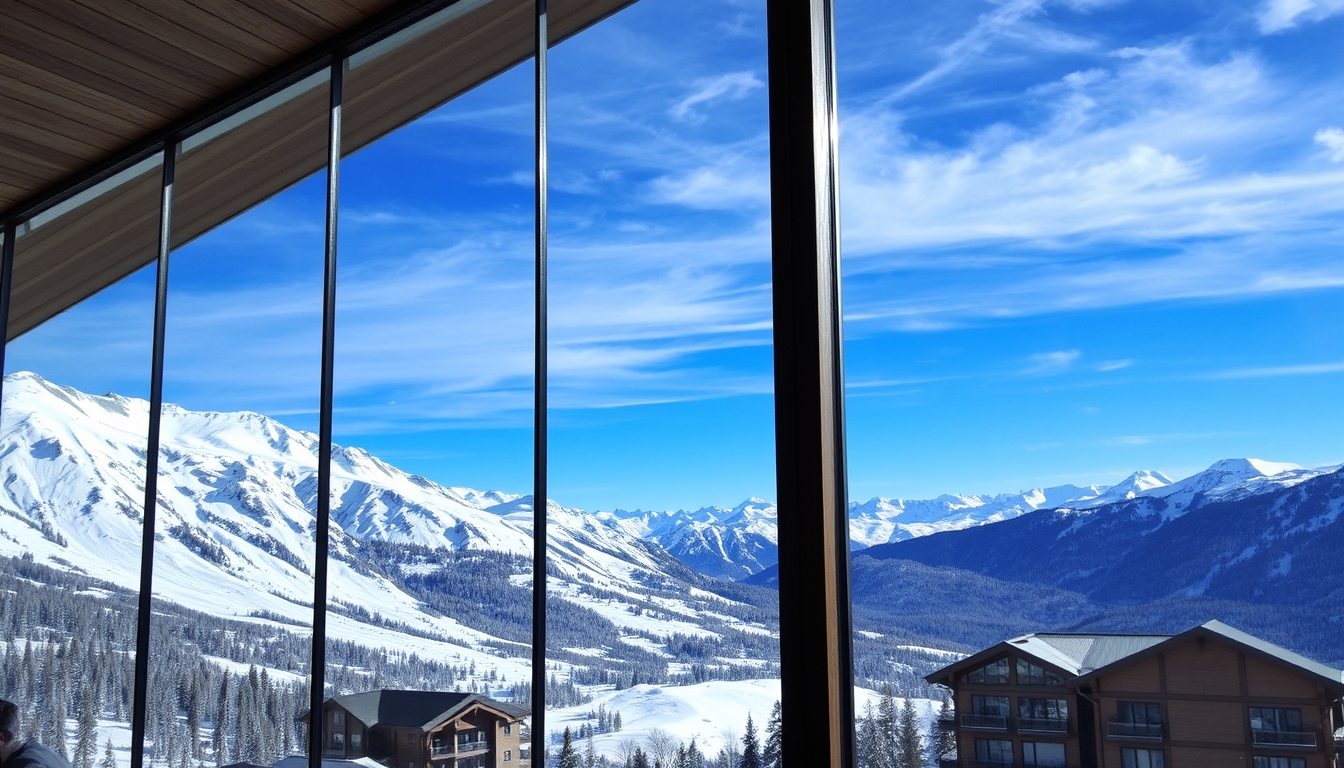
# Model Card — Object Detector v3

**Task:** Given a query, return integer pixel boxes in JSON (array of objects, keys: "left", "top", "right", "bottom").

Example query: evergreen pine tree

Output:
[
  {"left": 76, "top": 689, "right": 99, "bottom": 768},
  {"left": 740, "top": 714, "right": 761, "bottom": 768},
  {"left": 613, "top": 711, "right": 622, "bottom": 732},
  {"left": 761, "top": 701, "right": 782, "bottom": 768},
  {"left": 897, "top": 699, "right": 924, "bottom": 768},
  {"left": 212, "top": 675, "right": 231, "bottom": 767},
  {"left": 855, "top": 701, "right": 879, "bottom": 768},
  {"left": 102, "top": 741, "right": 118, "bottom": 768},
  {"left": 558, "top": 728, "right": 582, "bottom": 768},
  {"left": 53, "top": 689, "right": 69, "bottom": 760},
  {"left": 935, "top": 699, "right": 955, "bottom": 765},
  {"left": 585, "top": 727, "right": 597, "bottom": 768},
  {"left": 874, "top": 685, "right": 897, "bottom": 768},
  {"left": 632, "top": 749, "right": 649, "bottom": 768}
]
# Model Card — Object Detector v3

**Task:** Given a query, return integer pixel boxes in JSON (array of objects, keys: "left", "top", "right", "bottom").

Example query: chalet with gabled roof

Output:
[
  {"left": 926, "top": 621, "right": 1344, "bottom": 768},
  {"left": 299, "top": 690, "right": 528, "bottom": 768}
]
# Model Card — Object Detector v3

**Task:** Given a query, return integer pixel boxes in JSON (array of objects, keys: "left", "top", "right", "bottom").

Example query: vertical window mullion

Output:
[
  {"left": 310, "top": 55, "right": 345, "bottom": 768},
  {"left": 530, "top": 0, "right": 550, "bottom": 747},
  {"left": 130, "top": 141, "right": 176, "bottom": 768}
]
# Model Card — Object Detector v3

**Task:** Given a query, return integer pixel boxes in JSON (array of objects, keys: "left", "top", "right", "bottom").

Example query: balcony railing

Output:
[
  {"left": 1107, "top": 721, "right": 1164, "bottom": 740},
  {"left": 961, "top": 714, "right": 1010, "bottom": 730},
  {"left": 1252, "top": 729, "right": 1316, "bottom": 748},
  {"left": 456, "top": 741, "right": 489, "bottom": 754},
  {"left": 1018, "top": 716, "right": 1068, "bottom": 733},
  {"left": 961, "top": 760, "right": 1017, "bottom": 768},
  {"left": 430, "top": 746, "right": 452, "bottom": 757}
]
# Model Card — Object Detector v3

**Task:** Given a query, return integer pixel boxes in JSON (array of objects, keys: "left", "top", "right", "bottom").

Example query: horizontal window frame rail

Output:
[
  {"left": 1018, "top": 717, "right": 1069, "bottom": 734},
  {"left": 962, "top": 714, "right": 1012, "bottom": 731},
  {"left": 1106, "top": 721, "right": 1165, "bottom": 740},
  {"left": 1251, "top": 729, "right": 1317, "bottom": 748}
]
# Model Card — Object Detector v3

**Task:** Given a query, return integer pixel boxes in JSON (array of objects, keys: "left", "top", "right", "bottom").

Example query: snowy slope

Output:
[{"left": 0, "top": 372, "right": 775, "bottom": 684}]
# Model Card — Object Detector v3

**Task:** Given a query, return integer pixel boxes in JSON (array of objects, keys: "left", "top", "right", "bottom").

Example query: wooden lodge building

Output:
[
  {"left": 299, "top": 690, "right": 529, "bottom": 768},
  {"left": 926, "top": 621, "right": 1344, "bottom": 768}
]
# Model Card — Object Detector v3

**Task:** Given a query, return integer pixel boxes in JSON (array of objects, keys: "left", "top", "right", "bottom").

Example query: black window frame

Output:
[
  {"left": 1121, "top": 747, "right": 1166, "bottom": 768},
  {"left": 968, "top": 657, "right": 1011, "bottom": 685}
]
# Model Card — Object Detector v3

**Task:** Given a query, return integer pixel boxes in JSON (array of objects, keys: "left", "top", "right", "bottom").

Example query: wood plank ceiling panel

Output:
[
  {"left": 0, "top": 0, "right": 399, "bottom": 213},
  {"left": 3, "top": 0, "right": 639, "bottom": 340}
]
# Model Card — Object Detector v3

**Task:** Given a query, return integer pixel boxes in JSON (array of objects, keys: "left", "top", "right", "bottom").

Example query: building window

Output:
[
  {"left": 352, "top": 733, "right": 362, "bottom": 750},
  {"left": 965, "top": 695, "right": 1010, "bottom": 729},
  {"left": 1253, "top": 758, "right": 1307, "bottom": 768},
  {"left": 967, "top": 658, "right": 1010, "bottom": 685},
  {"left": 1249, "top": 707, "right": 1304, "bottom": 733},
  {"left": 333, "top": 710, "right": 345, "bottom": 727},
  {"left": 504, "top": 724, "right": 511, "bottom": 735},
  {"left": 504, "top": 751, "right": 512, "bottom": 762},
  {"left": 1023, "top": 742, "right": 1066, "bottom": 768},
  {"left": 1118, "top": 702, "right": 1162, "bottom": 725},
  {"left": 1121, "top": 748, "right": 1165, "bottom": 768},
  {"left": 409, "top": 734, "right": 418, "bottom": 745},
  {"left": 1017, "top": 659, "right": 1065, "bottom": 686},
  {"left": 1019, "top": 697, "right": 1068, "bottom": 732},
  {"left": 974, "top": 739, "right": 1013, "bottom": 764},
  {"left": 332, "top": 732, "right": 344, "bottom": 749}
]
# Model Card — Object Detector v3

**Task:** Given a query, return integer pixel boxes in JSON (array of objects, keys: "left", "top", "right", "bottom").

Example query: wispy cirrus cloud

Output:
[
  {"left": 1257, "top": 0, "right": 1344, "bottom": 33},
  {"left": 670, "top": 71, "right": 763, "bottom": 122},
  {"left": 1023, "top": 349, "right": 1081, "bottom": 375},
  {"left": 1202, "top": 361, "right": 1344, "bottom": 379}
]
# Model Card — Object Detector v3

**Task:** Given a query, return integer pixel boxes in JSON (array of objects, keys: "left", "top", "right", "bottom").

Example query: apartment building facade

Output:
[
  {"left": 303, "top": 690, "right": 528, "bottom": 768},
  {"left": 927, "top": 621, "right": 1344, "bottom": 768}
]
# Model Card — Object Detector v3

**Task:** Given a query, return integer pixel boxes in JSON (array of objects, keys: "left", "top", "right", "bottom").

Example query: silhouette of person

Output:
[{"left": 0, "top": 700, "right": 73, "bottom": 768}]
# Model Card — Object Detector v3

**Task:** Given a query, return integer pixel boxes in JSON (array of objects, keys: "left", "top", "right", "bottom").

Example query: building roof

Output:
[
  {"left": 1073, "top": 620, "right": 1344, "bottom": 695},
  {"left": 925, "top": 620, "right": 1344, "bottom": 697},
  {"left": 923, "top": 630, "right": 1170, "bottom": 685},
  {"left": 318, "top": 690, "right": 529, "bottom": 730},
  {"left": 273, "top": 755, "right": 389, "bottom": 768}
]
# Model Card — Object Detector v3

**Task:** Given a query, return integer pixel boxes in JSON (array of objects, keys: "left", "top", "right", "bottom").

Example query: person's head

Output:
[{"left": 0, "top": 699, "right": 20, "bottom": 760}]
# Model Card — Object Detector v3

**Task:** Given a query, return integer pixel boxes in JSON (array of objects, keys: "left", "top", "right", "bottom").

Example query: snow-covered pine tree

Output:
[
  {"left": 740, "top": 714, "right": 761, "bottom": 768},
  {"left": 613, "top": 711, "right": 622, "bottom": 732},
  {"left": 935, "top": 699, "right": 955, "bottom": 765},
  {"left": 897, "top": 698, "right": 924, "bottom": 768},
  {"left": 101, "top": 740, "right": 117, "bottom": 768},
  {"left": 875, "top": 685, "right": 897, "bottom": 768},
  {"left": 558, "top": 728, "right": 582, "bottom": 768},
  {"left": 76, "top": 687, "right": 99, "bottom": 768},
  {"left": 762, "top": 701, "right": 782, "bottom": 768},
  {"left": 855, "top": 700, "right": 878, "bottom": 768}
]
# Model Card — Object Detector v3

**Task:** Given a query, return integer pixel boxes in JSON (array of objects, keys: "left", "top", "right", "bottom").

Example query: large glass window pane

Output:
[
  {"left": 1, "top": 157, "right": 161, "bottom": 768},
  {"left": 145, "top": 71, "right": 330, "bottom": 768},
  {"left": 325, "top": 1, "right": 535, "bottom": 762},
  {"left": 545, "top": 0, "right": 779, "bottom": 761},
  {"left": 838, "top": 0, "right": 1344, "bottom": 765}
]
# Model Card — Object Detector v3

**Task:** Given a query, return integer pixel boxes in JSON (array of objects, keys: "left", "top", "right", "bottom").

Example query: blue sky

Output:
[{"left": 7, "top": 0, "right": 1344, "bottom": 512}]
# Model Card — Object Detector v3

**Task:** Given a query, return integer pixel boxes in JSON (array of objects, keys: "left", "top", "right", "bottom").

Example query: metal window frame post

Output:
[
  {"left": 310, "top": 55, "right": 345, "bottom": 768},
  {"left": 131, "top": 141, "right": 176, "bottom": 768},
  {"left": 530, "top": 0, "right": 551, "bottom": 751},
  {"left": 765, "top": 0, "right": 855, "bottom": 765}
]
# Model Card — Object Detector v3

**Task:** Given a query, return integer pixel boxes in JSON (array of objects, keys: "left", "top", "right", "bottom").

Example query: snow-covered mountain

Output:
[
  {"left": 0, "top": 372, "right": 778, "bottom": 687},
  {"left": 600, "top": 458, "right": 1338, "bottom": 580}
]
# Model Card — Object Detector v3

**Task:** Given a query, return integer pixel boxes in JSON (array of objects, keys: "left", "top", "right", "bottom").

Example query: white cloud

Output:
[
  {"left": 1095, "top": 360, "right": 1132, "bottom": 371},
  {"left": 1023, "top": 349, "right": 1081, "bottom": 375},
  {"left": 1317, "top": 127, "right": 1344, "bottom": 161},
  {"left": 670, "top": 72, "right": 763, "bottom": 122},
  {"left": 1257, "top": 0, "right": 1344, "bottom": 33},
  {"left": 1203, "top": 361, "right": 1344, "bottom": 379}
]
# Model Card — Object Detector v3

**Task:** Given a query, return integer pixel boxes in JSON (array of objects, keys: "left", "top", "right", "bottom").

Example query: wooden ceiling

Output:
[
  {"left": 0, "top": 0, "right": 403, "bottom": 215},
  {"left": 1, "top": 0, "right": 633, "bottom": 339}
]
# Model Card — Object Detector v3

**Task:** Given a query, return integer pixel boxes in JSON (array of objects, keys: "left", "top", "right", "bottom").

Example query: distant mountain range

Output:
[{"left": 595, "top": 456, "right": 1336, "bottom": 580}]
